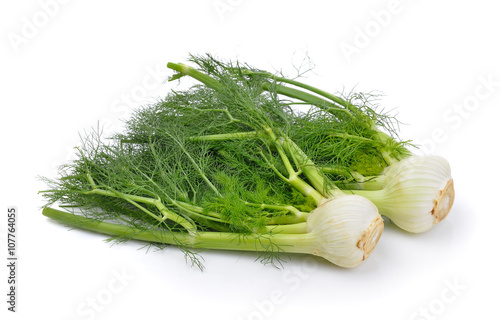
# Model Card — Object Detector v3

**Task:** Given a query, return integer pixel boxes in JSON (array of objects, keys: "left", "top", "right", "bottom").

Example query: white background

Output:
[{"left": 1, "top": 1, "right": 499, "bottom": 319}]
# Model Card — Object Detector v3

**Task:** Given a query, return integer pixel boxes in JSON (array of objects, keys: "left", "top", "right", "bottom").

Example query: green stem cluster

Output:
[{"left": 43, "top": 207, "right": 316, "bottom": 254}]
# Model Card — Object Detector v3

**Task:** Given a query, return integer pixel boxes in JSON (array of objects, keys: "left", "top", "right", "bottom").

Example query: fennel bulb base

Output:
[
  {"left": 432, "top": 178, "right": 454, "bottom": 225},
  {"left": 307, "top": 195, "right": 384, "bottom": 268}
]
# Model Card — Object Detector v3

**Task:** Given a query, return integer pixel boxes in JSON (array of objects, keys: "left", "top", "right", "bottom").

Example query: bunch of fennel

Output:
[{"left": 40, "top": 55, "right": 453, "bottom": 269}]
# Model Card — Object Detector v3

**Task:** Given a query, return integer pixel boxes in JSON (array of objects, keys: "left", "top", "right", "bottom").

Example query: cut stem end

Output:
[
  {"left": 358, "top": 216, "right": 384, "bottom": 260},
  {"left": 432, "top": 179, "right": 455, "bottom": 224}
]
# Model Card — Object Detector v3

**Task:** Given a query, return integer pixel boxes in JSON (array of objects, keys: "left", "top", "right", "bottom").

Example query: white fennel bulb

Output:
[
  {"left": 306, "top": 195, "right": 384, "bottom": 268},
  {"left": 352, "top": 155, "right": 454, "bottom": 233}
]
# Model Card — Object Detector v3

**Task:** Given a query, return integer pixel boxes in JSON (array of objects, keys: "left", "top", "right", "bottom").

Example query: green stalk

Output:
[
  {"left": 176, "top": 201, "right": 223, "bottom": 220},
  {"left": 346, "top": 189, "right": 388, "bottom": 212},
  {"left": 244, "top": 201, "right": 306, "bottom": 220},
  {"left": 286, "top": 174, "right": 324, "bottom": 205},
  {"left": 79, "top": 187, "right": 196, "bottom": 234},
  {"left": 245, "top": 71, "right": 371, "bottom": 123},
  {"left": 264, "top": 222, "right": 308, "bottom": 234},
  {"left": 176, "top": 208, "right": 230, "bottom": 232},
  {"left": 260, "top": 82, "right": 350, "bottom": 116},
  {"left": 167, "top": 62, "right": 223, "bottom": 90},
  {"left": 320, "top": 165, "right": 360, "bottom": 179},
  {"left": 336, "top": 175, "right": 387, "bottom": 190},
  {"left": 279, "top": 137, "right": 345, "bottom": 198},
  {"left": 262, "top": 214, "right": 308, "bottom": 225},
  {"left": 188, "top": 131, "right": 259, "bottom": 142},
  {"left": 43, "top": 207, "right": 317, "bottom": 254},
  {"left": 243, "top": 71, "right": 351, "bottom": 110},
  {"left": 170, "top": 195, "right": 307, "bottom": 229}
]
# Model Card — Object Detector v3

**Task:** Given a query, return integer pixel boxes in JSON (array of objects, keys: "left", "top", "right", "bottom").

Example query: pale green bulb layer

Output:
[
  {"left": 351, "top": 155, "right": 454, "bottom": 233},
  {"left": 306, "top": 195, "right": 384, "bottom": 268}
]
